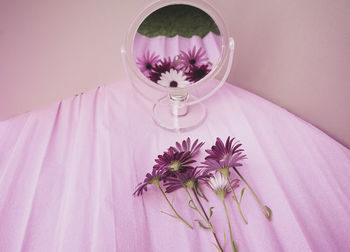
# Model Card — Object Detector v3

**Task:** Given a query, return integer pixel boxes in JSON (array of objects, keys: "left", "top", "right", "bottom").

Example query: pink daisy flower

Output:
[
  {"left": 178, "top": 46, "right": 209, "bottom": 70},
  {"left": 136, "top": 50, "right": 160, "bottom": 73}
]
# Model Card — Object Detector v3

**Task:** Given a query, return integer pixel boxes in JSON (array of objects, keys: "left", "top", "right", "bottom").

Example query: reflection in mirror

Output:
[{"left": 133, "top": 4, "right": 222, "bottom": 88}]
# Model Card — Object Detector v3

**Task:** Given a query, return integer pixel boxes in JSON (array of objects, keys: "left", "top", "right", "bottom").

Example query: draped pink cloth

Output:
[
  {"left": 1, "top": 79, "right": 350, "bottom": 251},
  {"left": 1, "top": 32, "right": 350, "bottom": 251}
]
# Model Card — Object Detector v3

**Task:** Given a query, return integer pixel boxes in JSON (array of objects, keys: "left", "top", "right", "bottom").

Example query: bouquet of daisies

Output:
[
  {"left": 133, "top": 137, "right": 272, "bottom": 252},
  {"left": 136, "top": 46, "right": 212, "bottom": 87}
]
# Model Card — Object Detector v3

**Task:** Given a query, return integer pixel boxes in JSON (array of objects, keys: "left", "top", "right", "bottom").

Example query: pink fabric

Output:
[
  {"left": 0, "top": 80, "right": 350, "bottom": 251},
  {"left": 133, "top": 32, "right": 222, "bottom": 66}
]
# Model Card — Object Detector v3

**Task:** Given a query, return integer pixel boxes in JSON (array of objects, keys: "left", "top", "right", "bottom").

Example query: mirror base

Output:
[{"left": 152, "top": 95, "right": 206, "bottom": 132}]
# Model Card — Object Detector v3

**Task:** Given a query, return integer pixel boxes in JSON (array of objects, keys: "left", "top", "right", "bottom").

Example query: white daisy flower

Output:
[
  {"left": 208, "top": 172, "right": 230, "bottom": 199},
  {"left": 208, "top": 172, "right": 229, "bottom": 191},
  {"left": 157, "top": 69, "right": 190, "bottom": 88}
]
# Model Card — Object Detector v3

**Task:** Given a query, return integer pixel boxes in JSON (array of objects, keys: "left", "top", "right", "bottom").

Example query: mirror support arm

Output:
[
  {"left": 121, "top": 45, "right": 157, "bottom": 103},
  {"left": 186, "top": 37, "right": 234, "bottom": 106}
]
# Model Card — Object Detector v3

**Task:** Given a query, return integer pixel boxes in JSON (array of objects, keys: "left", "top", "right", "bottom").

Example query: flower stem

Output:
[
  {"left": 183, "top": 186, "right": 214, "bottom": 232},
  {"left": 158, "top": 186, "right": 193, "bottom": 229},
  {"left": 222, "top": 198, "right": 238, "bottom": 252},
  {"left": 227, "top": 180, "right": 248, "bottom": 225},
  {"left": 192, "top": 188, "right": 223, "bottom": 252},
  {"left": 196, "top": 183, "right": 209, "bottom": 202},
  {"left": 232, "top": 167, "right": 272, "bottom": 220}
]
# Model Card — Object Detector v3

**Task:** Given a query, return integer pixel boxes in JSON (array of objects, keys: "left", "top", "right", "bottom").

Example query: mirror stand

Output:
[
  {"left": 169, "top": 92, "right": 189, "bottom": 116},
  {"left": 152, "top": 93, "right": 206, "bottom": 132}
]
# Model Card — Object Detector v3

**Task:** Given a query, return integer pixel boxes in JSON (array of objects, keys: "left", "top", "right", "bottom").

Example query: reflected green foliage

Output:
[{"left": 138, "top": 4, "right": 220, "bottom": 38}]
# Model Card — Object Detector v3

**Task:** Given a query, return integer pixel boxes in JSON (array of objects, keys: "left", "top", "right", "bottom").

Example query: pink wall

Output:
[
  {"left": 0, "top": 0, "right": 349, "bottom": 148},
  {"left": 220, "top": 0, "right": 350, "bottom": 148}
]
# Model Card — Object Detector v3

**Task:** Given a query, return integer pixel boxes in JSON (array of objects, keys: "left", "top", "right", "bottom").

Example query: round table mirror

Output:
[{"left": 122, "top": 0, "right": 234, "bottom": 131}]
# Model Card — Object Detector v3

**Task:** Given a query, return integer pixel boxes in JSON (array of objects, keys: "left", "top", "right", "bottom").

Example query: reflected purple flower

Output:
[
  {"left": 185, "top": 64, "right": 211, "bottom": 83},
  {"left": 178, "top": 46, "right": 209, "bottom": 70},
  {"left": 136, "top": 50, "right": 160, "bottom": 74},
  {"left": 137, "top": 46, "right": 212, "bottom": 84},
  {"left": 149, "top": 57, "right": 176, "bottom": 83}
]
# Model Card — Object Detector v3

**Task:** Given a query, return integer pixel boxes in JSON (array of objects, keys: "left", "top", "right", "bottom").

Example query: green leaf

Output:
[
  {"left": 188, "top": 200, "right": 196, "bottom": 210},
  {"left": 223, "top": 232, "right": 227, "bottom": 247},
  {"left": 232, "top": 241, "right": 238, "bottom": 252},
  {"left": 160, "top": 211, "right": 177, "bottom": 219},
  {"left": 239, "top": 187, "right": 246, "bottom": 203},
  {"left": 195, "top": 220, "right": 210, "bottom": 230},
  {"left": 209, "top": 207, "right": 215, "bottom": 218},
  {"left": 265, "top": 205, "right": 272, "bottom": 220}
]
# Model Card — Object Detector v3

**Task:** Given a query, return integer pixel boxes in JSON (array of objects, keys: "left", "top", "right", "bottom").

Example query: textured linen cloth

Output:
[{"left": 0, "top": 79, "right": 350, "bottom": 252}]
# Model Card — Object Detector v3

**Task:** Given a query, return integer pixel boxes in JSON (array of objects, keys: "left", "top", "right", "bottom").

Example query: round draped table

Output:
[{"left": 0, "top": 79, "right": 349, "bottom": 252}]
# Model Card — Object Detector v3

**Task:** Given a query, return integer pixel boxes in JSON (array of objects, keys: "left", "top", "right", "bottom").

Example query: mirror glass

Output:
[{"left": 133, "top": 4, "right": 222, "bottom": 88}]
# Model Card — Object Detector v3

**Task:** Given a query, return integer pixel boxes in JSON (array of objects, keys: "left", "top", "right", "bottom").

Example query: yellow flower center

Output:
[
  {"left": 216, "top": 188, "right": 227, "bottom": 200},
  {"left": 219, "top": 167, "right": 229, "bottom": 178},
  {"left": 170, "top": 161, "right": 181, "bottom": 171},
  {"left": 150, "top": 177, "right": 160, "bottom": 186},
  {"left": 185, "top": 179, "right": 195, "bottom": 189}
]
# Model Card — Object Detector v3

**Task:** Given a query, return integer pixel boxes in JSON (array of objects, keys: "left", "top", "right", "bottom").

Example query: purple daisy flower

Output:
[
  {"left": 178, "top": 46, "right": 209, "bottom": 70},
  {"left": 185, "top": 64, "right": 211, "bottom": 83},
  {"left": 205, "top": 137, "right": 245, "bottom": 161},
  {"left": 201, "top": 152, "right": 246, "bottom": 174},
  {"left": 133, "top": 167, "right": 164, "bottom": 196},
  {"left": 154, "top": 148, "right": 196, "bottom": 174},
  {"left": 168, "top": 137, "right": 204, "bottom": 158},
  {"left": 136, "top": 50, "right": 160, "bottom": 74},
  {"left": 164, "top": 167, "right": 210, "bottom": 193},
  {"left": 205, "top": 137, "right": 272, "bottom": 220},
  {"left": 149, "top": 57, "right": 179, "bottom": 83}
]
